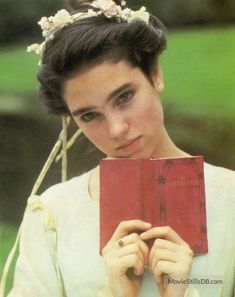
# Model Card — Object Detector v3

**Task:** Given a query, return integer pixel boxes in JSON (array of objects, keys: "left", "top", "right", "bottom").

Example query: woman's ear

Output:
[{"left": 152, "top": 65, "right": 164, "bottom": 92}]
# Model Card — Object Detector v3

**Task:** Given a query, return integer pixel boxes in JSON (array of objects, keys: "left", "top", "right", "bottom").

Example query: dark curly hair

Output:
[{"left": 37, "top": 0, "right": 167, "bottom": 115}]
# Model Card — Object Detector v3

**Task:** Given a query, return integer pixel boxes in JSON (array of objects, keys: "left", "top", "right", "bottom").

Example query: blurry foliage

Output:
[
  {"left": 0, "top": 223, "right": 18, "bottom": 293},
  {"left": 0, "top": 0, "right": 65, "bottom": 44},
  {"left": 0, "top": 0, "right": 235, "bottom": 45},
  {"left": 130, "top": 0, "right": 235, "bottom": 26},
  {"left": 0, "top": 111, "right": 103, "bottom": 225}
]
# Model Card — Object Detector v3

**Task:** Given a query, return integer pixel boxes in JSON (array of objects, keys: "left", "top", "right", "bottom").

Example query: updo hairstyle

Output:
[{"left": 37, "top": 0, "right": 167, "bottom": 115}]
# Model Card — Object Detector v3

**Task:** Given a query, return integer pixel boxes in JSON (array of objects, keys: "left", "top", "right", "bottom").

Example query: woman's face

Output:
[{"left": 63, "top": 60, "right": 165, "bottom": 158}]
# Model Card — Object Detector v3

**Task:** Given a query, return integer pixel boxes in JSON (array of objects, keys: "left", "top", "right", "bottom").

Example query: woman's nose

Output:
[{"left": 107, "top": 114, "right": 129, "bottom": 139}]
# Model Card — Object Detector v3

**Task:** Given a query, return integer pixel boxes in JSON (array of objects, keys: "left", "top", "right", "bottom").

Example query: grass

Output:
[
  {"left": 161, "top": 26, "right": 235, "bottom": 119},
  {"left": 0, "top": 45, "right": 39, "bottom": 95},
  {"left": 0, "top": 224, "right": 18, "bottom": 295}
]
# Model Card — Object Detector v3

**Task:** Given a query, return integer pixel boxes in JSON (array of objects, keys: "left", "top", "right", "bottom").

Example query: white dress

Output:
[{"left": 7, "top": 163, "right": 235, "bottom": 297}]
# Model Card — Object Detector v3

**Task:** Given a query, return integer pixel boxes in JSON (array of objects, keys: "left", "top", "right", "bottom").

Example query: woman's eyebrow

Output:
[
  {"left": 72, "top": 106, "right": 96, "bottom": 117},
  {"left": 107, "top": 83, "right": 132, "bottom": 102},
  {"left": 71, "top": 83, "right": 132, "bottom": 117}
]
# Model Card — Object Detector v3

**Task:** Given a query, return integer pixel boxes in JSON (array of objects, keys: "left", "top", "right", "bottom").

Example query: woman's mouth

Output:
[{"left": 116, "top": 136, "right": 142, "bottom": 153}]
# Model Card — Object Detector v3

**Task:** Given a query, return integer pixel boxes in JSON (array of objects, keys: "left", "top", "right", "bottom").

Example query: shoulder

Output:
[
  {"left": 204, "top": 162, "right": 235, "bottom": 206},
  {"left": 30, "top": 169, "right": 93, "bottom": 213},
  {"left": 42, "top": 170, "right": 89, "bottom": 198},
  {"left": 204, "top": 162, "right": 235, "bottom": 185},
  {"left": 24, "top": 168, "right": 94, "bottom": 230}
]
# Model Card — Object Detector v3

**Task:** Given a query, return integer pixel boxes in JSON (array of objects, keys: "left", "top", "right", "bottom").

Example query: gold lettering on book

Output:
[{"left": 163, "top": 176, "right": 201, "bottom": 187}]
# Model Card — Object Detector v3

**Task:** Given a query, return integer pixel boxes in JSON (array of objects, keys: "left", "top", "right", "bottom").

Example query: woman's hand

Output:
[
  {"left": 140, "top": 226, "right": 193, "bottom": 297},
  {"left": 102, "top": 220, "right": 151, "bottom": 297}
]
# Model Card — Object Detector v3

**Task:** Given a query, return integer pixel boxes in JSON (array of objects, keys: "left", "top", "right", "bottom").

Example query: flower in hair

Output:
[
  {"left": 27, "top": 0, "right": 150, "bottom": 56},
  {"left": 27, "top": 42, "right": 45, "bottom": 55},
  {"left": 37, "top": 9, "right": 73, "bottom": 39},
  {"left": 91, "top": 0, "right": 119, "bottom": 18},
  {"left": 38, "top": 17, "right": 51, "bottom": 32},
  {"left": 52, "top": 9, "right": 72, "bottom": 27},
  {"left": 127, "top": 7, "right": 150, "bottom": 24}
]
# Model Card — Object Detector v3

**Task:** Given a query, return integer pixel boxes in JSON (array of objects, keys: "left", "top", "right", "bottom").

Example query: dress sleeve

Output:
[
  {"left": 7, "top": 195, "right": 66, "bottom": 297},
  {"left": 220, "top": 252, "right": 235, "bottom": 297}
]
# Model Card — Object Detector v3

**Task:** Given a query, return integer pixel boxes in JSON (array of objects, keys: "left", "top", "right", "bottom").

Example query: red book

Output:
[{"left": 100, "top": 156, "right": 208, "bottom": 255}]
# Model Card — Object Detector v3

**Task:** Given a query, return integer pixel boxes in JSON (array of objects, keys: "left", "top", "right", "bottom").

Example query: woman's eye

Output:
[
  {"left": 117, "top": 90, "right": 133, "bottom": 104},
  {"left": 81, "top": 112, "right": 97, "bottom": 122}
]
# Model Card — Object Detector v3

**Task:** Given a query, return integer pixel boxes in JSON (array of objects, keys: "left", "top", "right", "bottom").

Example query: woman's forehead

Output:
[{"left": 63, "top": 61, "right": 141, "bottom": 101}]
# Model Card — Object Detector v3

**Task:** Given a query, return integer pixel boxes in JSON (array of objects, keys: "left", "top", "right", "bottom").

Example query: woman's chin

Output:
[{"left": 110, "top": 151, "right": 156, "bottom": 159}]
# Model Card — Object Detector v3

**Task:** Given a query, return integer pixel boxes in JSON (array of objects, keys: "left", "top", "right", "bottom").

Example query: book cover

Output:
[{"left": 100, "top": 156, "right": 208, "bottom": 255}]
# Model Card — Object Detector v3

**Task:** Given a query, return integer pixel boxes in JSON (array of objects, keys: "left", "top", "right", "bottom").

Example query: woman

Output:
[{"left": 7, "top": 0, "right": 235, "bottom": 297}]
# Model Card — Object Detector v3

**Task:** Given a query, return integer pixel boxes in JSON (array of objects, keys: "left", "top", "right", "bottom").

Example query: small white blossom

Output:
[
  {"left": 38, "top": 17, "right": 50, "bottom": 31},
  {"left": 91, "top": 0, "right": 113, "bottom": 9},
  {"left": 48, "top": 16, "right": 54, "bottom": 23},
  {"left": 27, "top": 43, "right": 39, "bottom": 53},
  {"left": 87, "top": 9, "right": 98, "bottom": 17},
  {"left": 53, "top": 9, "right": 72, "bottom": 27},
  {"left": 91, "top": 0, "right": 118, "bottom": 18},
  {"left": 128, "top": 7, "right": 150, "bottom": 23},
  {"left": 27, "top": 3, "right": 150, "bottom": 57},
  {"left": 44, "top": 211, "right": 56, "bottom": 230},
  {"left": 120, "top": 7, "right": 131, "bottom": 21},
  {"left": 27, "top": 195, "right": 43, "bottom": 211},
  {"left": 27, "top": 42, "right": 45, "bottom": 55}
]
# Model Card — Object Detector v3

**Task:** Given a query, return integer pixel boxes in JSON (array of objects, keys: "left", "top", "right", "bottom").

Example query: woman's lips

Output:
[{"left": 116, "top": 136, "right": 142, "bottom": 152}]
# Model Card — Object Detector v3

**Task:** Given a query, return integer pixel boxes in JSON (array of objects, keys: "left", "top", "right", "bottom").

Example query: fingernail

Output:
[
  {"left": 144, "top": 222, "right": 152, "bottom": 227},
  {"left": 140, "top": 233, "right": 145, "bottom": 238},
  {"left": 140, "top": 231, "right": 148, "bottom": 239}
]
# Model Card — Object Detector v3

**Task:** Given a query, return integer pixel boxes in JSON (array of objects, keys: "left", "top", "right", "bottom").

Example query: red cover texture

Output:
[{"left": 100, "top": 156, "right": 208, "bottom": 255}]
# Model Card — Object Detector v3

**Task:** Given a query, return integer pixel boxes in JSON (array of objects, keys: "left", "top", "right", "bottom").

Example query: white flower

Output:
[
  {"left": 44, "top": 211, "right": 56, "bottom": 230},
  {"left": 27, "top": 42, "right": 45, "bottom": 55},
  {"left": 38, "top": 17, "right": 50, "bottom": 31},
  {"left": 27, "top": 3, "right": 150, "bottom": 58},
  {"left": 87, "top": 9, "right": 98, "bottom": 17},
  {"left": 53, "top": 9, "right": 72, "bottom": 27},
  {"left": 48, "top": 16, "right": 54, "bottom": 23},
  {"left": 39, "top": 18, "right": 52, "bottom": 38},
  {"left": 91, "top": 0, "right": 119, "bottom": 18},
  {"left": 128, "top": 7, "right": 150, "bottom": 24},
  {"left": 119, "top": 7, "right": 131, "bottom": 21},
  {"left": 27, "top": 195, "right": 43, "bottom": 211},
  {"left": 27, "top": 43, "right": 39, "bottom": 53}
]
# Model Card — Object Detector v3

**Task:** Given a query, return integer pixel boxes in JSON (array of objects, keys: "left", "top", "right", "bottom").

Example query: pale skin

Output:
[{"left": 63, "top": 60, "right": 193, "bottom": 297}]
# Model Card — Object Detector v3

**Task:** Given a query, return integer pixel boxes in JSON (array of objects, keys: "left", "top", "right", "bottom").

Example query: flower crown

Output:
[{"left": 27, "top": 0, "right": 150, "bottom": 56}]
